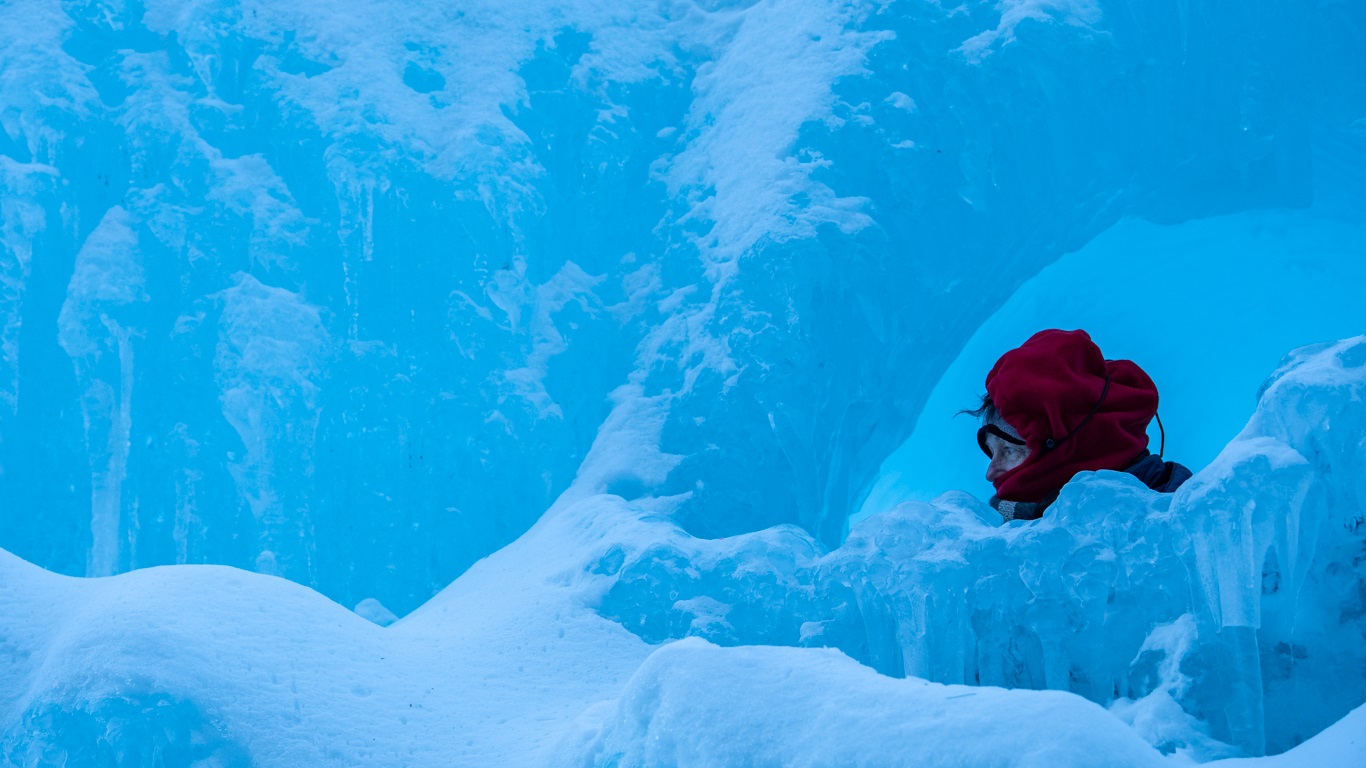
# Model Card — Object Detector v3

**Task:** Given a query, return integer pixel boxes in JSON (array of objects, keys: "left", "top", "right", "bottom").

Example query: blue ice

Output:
[{"left": 1, "top": 0, "right": 1364, "bottom": 764}]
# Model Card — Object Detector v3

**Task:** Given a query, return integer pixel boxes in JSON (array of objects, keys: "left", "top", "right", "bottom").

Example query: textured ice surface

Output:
[
  {"left": 1, "top": 0, "right": 1362, "bottom": 619},
  {"left": 3, "top": 340, "right": 1365, "bottom": 764},
  {"left": 2, "top": 0, "right": 1365, "bottom": 763},
  {"left": 593, "top": 338, "right": 1366, "bottom": 759}
]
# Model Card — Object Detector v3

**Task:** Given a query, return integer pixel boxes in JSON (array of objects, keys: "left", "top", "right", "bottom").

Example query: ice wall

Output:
[
  {"left": 594, "top": 337, "right": 1366, "bottom": 758},
  {"left": 2, "top": 338, "right": 1363, "bottom": 764},
  {"left": 1, "top": 0, "right": 1363, "bottom": 618}
]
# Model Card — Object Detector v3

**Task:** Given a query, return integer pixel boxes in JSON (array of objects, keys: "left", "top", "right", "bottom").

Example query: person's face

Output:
[{"left": 984, "top": 431, "right": 1030, "bottom": 484}]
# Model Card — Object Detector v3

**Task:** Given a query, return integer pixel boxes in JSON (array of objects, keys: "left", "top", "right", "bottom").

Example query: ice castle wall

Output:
[
  {"left": 0, "top": 0, "right": 1362, "bottom": 617},
  {"left": 2, "top": 338, "right": 1359, "bottom": 764},
  {"left": 593, "top": 338, "right": 1366, "bottom": 757}
]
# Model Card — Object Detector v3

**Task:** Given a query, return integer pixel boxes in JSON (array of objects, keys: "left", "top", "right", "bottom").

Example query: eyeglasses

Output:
[{"left": 977, "top": 424, "right": 1026, "bottom": 459}]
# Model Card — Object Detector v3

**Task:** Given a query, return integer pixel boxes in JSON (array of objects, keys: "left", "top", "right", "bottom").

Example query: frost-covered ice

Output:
[
  {"left": 1, "top": 0, "right": 1365, "bottom": 763},
  {"left": 2, "top": 0, "right": 1362, "bottom": 613},
  {"left": 593, "top": 338, "right": 1366, "bottom": 760},
  {"left": 4, "top": 338, "right": 1366, "bottom": 763}
]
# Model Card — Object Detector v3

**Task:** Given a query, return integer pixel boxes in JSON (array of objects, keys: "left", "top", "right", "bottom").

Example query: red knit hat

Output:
[{"left": 985, "top": 329, "right": 1158, "bottom": 503}]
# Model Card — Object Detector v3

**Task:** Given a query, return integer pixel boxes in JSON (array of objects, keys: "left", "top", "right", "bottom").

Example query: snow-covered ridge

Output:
[{"left": 3, "top": 339, "right": 1363, "bottom": 763}]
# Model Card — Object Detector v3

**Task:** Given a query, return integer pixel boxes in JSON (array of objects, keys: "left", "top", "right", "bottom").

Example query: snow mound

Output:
[{"left": 568, "top": 638, "right": 1167, "bottom": 768}]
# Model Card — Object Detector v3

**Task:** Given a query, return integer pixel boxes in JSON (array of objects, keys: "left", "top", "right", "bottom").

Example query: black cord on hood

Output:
[{"left": 1039, "top": 368, "right": 1111, "bottom": 454}]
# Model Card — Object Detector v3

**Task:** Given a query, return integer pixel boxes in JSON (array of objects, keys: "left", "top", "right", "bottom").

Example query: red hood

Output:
[{"left": 985, "top": 329, "right": 1158, "bottom": 503}]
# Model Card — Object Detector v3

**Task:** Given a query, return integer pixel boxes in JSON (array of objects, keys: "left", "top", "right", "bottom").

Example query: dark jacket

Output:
[{"left": 1123, "top": 451, "right": 1193, "bottom": 493}]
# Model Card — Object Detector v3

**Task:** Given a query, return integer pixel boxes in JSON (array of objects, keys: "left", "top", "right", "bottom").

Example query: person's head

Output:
[
  {"left": 977, "top": 329, "right": 1160, "bottom": 503},
  {"left": 964, "top": 395, "right": 1030, "bottom": 484}
]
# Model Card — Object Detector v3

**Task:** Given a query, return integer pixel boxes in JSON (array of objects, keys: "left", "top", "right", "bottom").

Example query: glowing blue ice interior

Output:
[{"left": 1, "top": 0, "right": 1364, "bottom": 764}]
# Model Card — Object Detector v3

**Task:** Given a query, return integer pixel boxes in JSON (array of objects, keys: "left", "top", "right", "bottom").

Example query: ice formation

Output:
[
  {"left": 3, "top": 0, "right": 1361, "bottom": 613},
  {"left": 594, "top": 338, "right": 1366, "bottom": 759},
  {"left": 1, "top": 0, "right": 1365, "bottom": 764},
  {"left": 3, "top": 336, "right": 1366, "bottom": 764}
]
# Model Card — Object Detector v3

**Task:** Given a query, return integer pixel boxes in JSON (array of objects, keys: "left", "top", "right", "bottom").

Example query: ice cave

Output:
[{"left": 1, "top": 0, "right": 1364, "bottom": 765}]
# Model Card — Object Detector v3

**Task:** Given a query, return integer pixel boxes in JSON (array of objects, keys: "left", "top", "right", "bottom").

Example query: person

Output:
[{"left": 968, "top": 329, "right": 1192, "bottom": 521}]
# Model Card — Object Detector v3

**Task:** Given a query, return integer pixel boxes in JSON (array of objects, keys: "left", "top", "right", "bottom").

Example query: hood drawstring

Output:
[{"left": 1038, "top": 369, "right": 1111, "bottom": 455}]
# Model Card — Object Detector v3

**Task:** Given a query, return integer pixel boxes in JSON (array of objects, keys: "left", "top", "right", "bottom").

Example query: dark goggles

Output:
[{"left": 977, "top": 424, "right": 1026, "bottom": 459}]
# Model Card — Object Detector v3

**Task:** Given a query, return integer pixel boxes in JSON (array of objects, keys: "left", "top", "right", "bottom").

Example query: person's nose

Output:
[{"left": 985, "top": 456, "right": 1006, "bottom": 484}]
